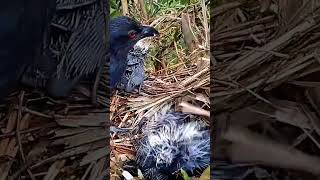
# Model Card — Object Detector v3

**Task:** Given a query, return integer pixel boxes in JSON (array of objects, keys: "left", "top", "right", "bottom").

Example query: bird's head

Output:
[{"left": 110, "top": 16, "right": 159, "bottom": 51}]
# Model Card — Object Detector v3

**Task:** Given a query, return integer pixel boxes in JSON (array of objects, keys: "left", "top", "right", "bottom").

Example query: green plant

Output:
[
  {"left": 145, "top": 0, "right": 199, "bottom": 17},
  {"left": 111, "top": 0, "right": 121, "bottom": 17}
]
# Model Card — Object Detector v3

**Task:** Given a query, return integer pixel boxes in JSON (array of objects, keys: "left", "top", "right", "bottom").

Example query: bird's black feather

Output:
[
  {"left": 110, "top": 16, "right": 158, "bottom": 90},
  {"left": 21, "top": 0, "right": 107, "bottom": 98},
  {"left": 20, "top": 13, "right": 157, "bottom": 98},
  {"left": 58, "top": 11, "right": 105, "bottom": 78},
  {"left": 56, "top": 0, "right": 97, "bottom": 10},
  {"left": 52, "top": 0, "right": 98, "bottom": 32},
  {"left": 117, "top": 39, "right": 151, "bottom": 92}
]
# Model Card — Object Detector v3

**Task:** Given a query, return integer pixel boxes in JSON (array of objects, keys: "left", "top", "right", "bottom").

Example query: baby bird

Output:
[{"left": 136, "top": 112, "right": 210, "bottom": 180}]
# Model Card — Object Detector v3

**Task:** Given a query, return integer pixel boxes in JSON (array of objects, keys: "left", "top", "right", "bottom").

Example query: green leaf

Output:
[
  {"left": 110, "top": 0, "right": 120, "bottom": 8},
  {"left": 180, "top": 0, "right": 189, "bottom": 5},
  {"left": 180, "top": 169, "right": 191, "bottom": 180},
  {"left": 110, "top": 8, "right": 121, "bottom": 17}
]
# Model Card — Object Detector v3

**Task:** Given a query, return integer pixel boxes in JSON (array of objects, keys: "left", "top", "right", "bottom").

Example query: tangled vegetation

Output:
[{"left": 110, "top": 0, "right": 210, "bottom": 179}]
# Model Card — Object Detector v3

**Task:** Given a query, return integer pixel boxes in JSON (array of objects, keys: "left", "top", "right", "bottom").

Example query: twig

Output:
[{"left": 16, "top": 91, "right": 36, "bottom": 180}]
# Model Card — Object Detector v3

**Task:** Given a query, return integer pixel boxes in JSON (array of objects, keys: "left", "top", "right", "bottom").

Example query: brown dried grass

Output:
[
  {"left": 213, "top": 0, "right": 320, "bottom": 178},
  {"left": 110, "top": 0, "right": 210, "bottom": 179}
]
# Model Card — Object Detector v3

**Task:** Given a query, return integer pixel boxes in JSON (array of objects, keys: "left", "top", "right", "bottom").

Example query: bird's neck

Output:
[{"left": 111, "top": 44, "right": 134, "bottom": 56}]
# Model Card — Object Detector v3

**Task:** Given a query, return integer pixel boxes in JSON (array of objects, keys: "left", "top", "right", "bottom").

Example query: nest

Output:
[
  {"left": 213, "top": 0, "right": 320, "bottom": 179},
  {"left": 0, "top": 77, "right": 108, "bottom": 180},
  {"left": 110, "top": 1, "right": 210, "bottom": 179},
  {"left": 0, "top": 1, "right": 108, "bottom": 179}
]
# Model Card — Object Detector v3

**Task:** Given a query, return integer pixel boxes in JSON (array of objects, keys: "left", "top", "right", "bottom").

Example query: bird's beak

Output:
[{"left": 140, "top": 26, "right": 159, "bottom": 38}]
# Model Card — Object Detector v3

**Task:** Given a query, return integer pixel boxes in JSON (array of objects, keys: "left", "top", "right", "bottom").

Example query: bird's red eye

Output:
[{"left": 128, "top": 31, "right": 136, "bottom": 39}]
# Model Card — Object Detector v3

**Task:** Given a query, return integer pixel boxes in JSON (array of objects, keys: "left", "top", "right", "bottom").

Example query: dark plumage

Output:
[
  {"left": 0, "top": 0, "right": 55, "bottom": 100},
  {"left": 117, "top": 38, "right": 151, "bottom": 92},
  {"left": 21, "top": 14, "right": 157, "bottom": 97},
  {"left": 21, "top": 0, "right": 107, "bottom": 98},
  {"left": 136, "top": 112, "right": 210, "bottom": 180},
  {"left": 46, "top": 11, "right": 106, "bottom": 97},
  {"left": 110, "top": 16, "right": 159, "bottom": 90}
]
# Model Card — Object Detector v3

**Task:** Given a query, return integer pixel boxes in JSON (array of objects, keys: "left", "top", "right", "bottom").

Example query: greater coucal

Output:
[
  {"left": 21, "top": 0, "right": 107, "bottom": 98},
  {"left": 135, "top": 112, "right": 210, "bottom": 180},
  {"left": 110, "top": 16, "right": 159, "bottom": 91},
  {"left": 21, "top": 15, "right": 157, "bottom": 98}
]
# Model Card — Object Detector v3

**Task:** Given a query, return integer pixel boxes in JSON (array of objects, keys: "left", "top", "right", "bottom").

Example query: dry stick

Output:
[
  {"left": 201, "top": 0, "right": 209, "bottom": 47},
  {"left": 181, "top": 13, "right": 195, "bottom": 52},
  {"left": 138, "top": 0, "right": 147, "bottom": 20},
  {"left": 81, "top": 162, "right": 94, "bottom": 180},
  {"left": 15, "top": 106, "right": 53, "bottom": 119},
  {"left": 226, "top": 17, "right": 316, "bottom": 76},
  {"left": 212, "top": 2, "right": 241, "bottom": 17},
  {"left": 0, "top": 123, "right": 56, "bottom": 139},
  {"left": 223, "top": 125, "right": 320, "bottom": 175},
  {"left": 214, "top": 15, "right": 274, "bottom": 35},
  {"left": 11, "top": 152, "right": 70, "bottom": 179},
  {"left": 300, "top": 103, "right": 320, "bottom": 139},
  {"left": 100, "top": 169, "right": 108, "bottom": 178},
  {"left": 121, "top": 0, "right": 129, "bottom": 15},
  {"left": 0, "top": 107, "right": 17, "bottom": 155},
  {"left": 228, "top": 78, "right": 278, "bottom": 109},
  {"left": 12, "top": 140, "right": 106, "bottom": 179},
  {"left": 285, "top": 0, "right": 313, "bottom": 31},
  {"left": 1, "top": 140, "right": 19, "bottom": 180},
  {"left": 16, "top": 91, "right": 36, "bottom": 180},
  {"left": 21, "top": 172, "right": 47, "bottom": 179},
  {"left": 89, "top": 158, "right": 105, "bottom": 180},
  {"left": 245, "top": 46, "right": 290, "bottom": 59},
  {"left": 179, "top": 102, "right": 210, "bottom": 118},
  {"left": 305, "top": 89, "right": 320, "bottom": 126},
  {"left": 43, "top": 160, "right": 66, "bottom": 180},
  {"left": 173, "top": 41, "right": 184, "bottom": 67},
  {"left": 0, "top": 107, "right": 19, "bottom": 180},
  {"left": 291, "top": 131, "right": 310, "bottom": 148},
  {"left": 301, "top": 128, "right": 320, "bottom": 150}
]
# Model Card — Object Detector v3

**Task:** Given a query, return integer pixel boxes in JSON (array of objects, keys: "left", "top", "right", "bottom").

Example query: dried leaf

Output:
[{"left": 200, "top": 166, "right": 210, "bottom": 180}]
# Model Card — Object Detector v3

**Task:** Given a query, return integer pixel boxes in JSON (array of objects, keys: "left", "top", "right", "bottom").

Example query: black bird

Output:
[
  {"left": 136, "top": 112, "right": 210, "bottom": 180},
  {"left": 21, "top": 0, "right": 107, "bottom": 98},
  {"left": 110, "top": 16, "right": 159, "bottom": 90},
  {"left": 0, "top": 0, "right": 55, "bottom": 100},
  {"left": 21, "top": 15, "right": 157, "bottom": 98}
]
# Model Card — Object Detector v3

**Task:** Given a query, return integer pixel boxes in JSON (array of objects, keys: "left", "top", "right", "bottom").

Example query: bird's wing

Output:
[
  {"left": 119, "top": 62, "right": 145, "bottom": 92},
  {"left": 57, "top": 11, "right": 106, "bottom": 78},
  {"left": 51, "top": 1, "right": 97, "bottom": 32},
  {"left": 117, "top": 39, "right": 150, "bottom": 92},
  {"left": 110, "top": 50, "right": 128, "bottom": 89},
  {"left": 20, "top": 53, "right": 57, "bottom": 88},
  {"left": 56, "top": 0, "right": 97, "bottom": 10}
]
